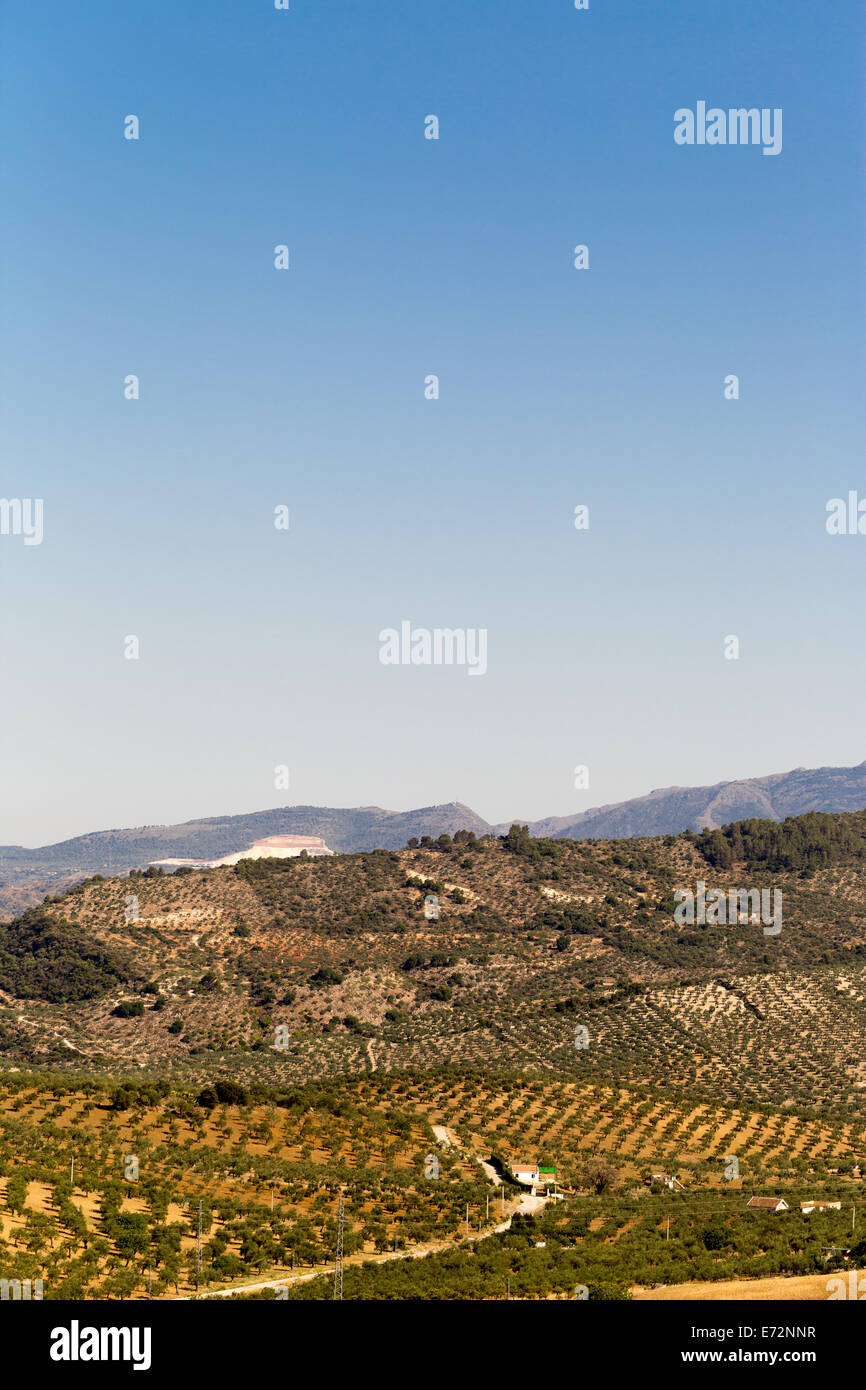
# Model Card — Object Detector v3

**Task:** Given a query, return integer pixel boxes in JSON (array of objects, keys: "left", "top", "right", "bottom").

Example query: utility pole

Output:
[
  {"left": 70, "top": 1157, "right": 74, "bottom": 1187},
  {"left": 333, "top": 1192, "right": 345, "bottom": 1301},
  {"left": 270, "top": 1188, "right": 274, "bottom": 1213},
  {"left": 196, "top": 1200, "right": 203, "bottom": 1276},
  {"left": 666, "top": 1217, "right": 670, "bottom": 1241},
  {"left": 465, "top": 1203, "right": 469, "bottom": 1239},
  {"left": 486, "top": 1195, "right": 489, "bottom": 1222}
]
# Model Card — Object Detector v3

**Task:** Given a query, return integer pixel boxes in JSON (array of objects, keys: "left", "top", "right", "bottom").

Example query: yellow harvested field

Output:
[{"left": 633, "top": 1269, "right": 866, "bottom": 1301}]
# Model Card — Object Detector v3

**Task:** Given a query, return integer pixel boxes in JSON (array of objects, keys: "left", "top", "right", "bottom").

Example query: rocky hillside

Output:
[{"left": 0, "top": 812, "right": 864, "bottom": 1121}]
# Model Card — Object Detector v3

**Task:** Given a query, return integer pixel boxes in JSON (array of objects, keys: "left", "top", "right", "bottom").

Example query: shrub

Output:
[{"left": 112, "top": 1000, "right": 144, "bottom": 1018}]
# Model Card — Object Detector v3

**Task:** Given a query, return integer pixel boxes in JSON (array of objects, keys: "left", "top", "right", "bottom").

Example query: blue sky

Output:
[{"left": 1, "top": 1, "right": 864, "bottom": 845}]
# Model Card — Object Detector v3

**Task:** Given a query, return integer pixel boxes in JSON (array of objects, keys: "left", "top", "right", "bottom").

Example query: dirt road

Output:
[{"left": 189, "top": 1128, "right": 547, "bottom": 1299}]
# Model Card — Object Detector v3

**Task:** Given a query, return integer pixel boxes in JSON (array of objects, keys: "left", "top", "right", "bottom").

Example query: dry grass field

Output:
[{"left": 633, "top": 1270, "right": 866, "bottom": 1300}]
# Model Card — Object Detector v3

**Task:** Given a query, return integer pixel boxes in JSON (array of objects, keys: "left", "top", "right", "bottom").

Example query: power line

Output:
[{"left": 333, "top": 1192, "right": 345, "bottom": 1301}]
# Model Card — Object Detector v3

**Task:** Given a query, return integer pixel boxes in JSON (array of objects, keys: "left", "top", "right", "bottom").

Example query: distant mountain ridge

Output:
[
  {"left": 0, "top": 801, "right": 491, "bottom": 907},
  {"left": 1, "top": 762, "right": 865, "bottom": 919},
  {"left": 503, "top": 761, "right": 866, "bottom": 841}
]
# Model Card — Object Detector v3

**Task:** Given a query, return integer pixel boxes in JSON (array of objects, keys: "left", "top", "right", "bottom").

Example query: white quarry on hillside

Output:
[{"left": 150, "top": 834, "right": 334, "bottom": 870}]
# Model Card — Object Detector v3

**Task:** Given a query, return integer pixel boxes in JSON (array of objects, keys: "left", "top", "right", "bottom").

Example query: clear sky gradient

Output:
[{"left": 1, "top": 1, "right": 864, "bottom": 846}]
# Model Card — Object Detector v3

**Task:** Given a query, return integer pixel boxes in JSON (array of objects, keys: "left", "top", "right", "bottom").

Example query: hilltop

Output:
[{"left": 0, "top": 801, "right": 490, "bottom": 920}]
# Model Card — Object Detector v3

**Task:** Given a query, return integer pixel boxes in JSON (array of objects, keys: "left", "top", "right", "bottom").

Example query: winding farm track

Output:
[
  {"left": 185, "top": 1125, "right": 544, "bottom": 1299},
  {"left": 178, "top": 1128, "right": 833, "bottom": 1303}
]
